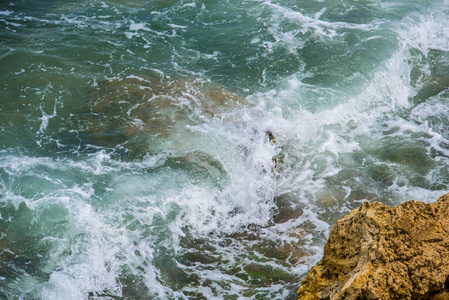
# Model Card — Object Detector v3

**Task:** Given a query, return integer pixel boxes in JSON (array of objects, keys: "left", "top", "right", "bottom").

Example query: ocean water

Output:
[{"left": 1, "top": 0, "right": 449, "bottom": 298}]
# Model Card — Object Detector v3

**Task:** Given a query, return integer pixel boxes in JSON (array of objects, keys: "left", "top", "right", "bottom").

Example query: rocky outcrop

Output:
[{"left": 297, "top": 193, "right": 449, "bottom": 300}]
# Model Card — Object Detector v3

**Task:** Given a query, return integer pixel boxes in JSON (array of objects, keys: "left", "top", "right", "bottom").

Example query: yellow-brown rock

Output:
[{"left": 297, "top": 193, "right": 449, "bottom": 300}]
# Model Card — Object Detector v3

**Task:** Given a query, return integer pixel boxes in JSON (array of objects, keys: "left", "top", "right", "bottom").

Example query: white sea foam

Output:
[
  {"left": 244, "top": 1, "right": 449, "bottom": 225},
  {"left": 260, "top": 0, "right": 381, "bottom": 43},
  {"left": 2, "top": 0, "right": 449, "bottom": 298},
  {"left": 0, "top": 10, "right": 12, "bottom": 16},
  {"left": 37, "top": 102, "right": 58, "bottom": 135},
  {"left": 0, "top": 152, "right": 172, "bottom": 298}
]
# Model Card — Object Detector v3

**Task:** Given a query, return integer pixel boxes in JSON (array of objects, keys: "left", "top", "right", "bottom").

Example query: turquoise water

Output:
[{"left": 1, "top": 0, "right": 449, "bottom": 298}]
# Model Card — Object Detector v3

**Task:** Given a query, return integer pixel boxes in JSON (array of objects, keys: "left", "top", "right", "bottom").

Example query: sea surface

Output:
[{"left": 1, "top": 0, "right": 449, "bottom": 299}]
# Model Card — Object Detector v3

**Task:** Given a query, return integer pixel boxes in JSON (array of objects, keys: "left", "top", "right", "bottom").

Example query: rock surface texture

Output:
[{"left": 297, "top": 193, "right": 449, "bottom": 300}]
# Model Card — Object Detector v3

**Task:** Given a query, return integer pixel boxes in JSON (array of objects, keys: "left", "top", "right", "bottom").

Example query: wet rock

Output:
[
  {"left": 297, "top": 193, "right": 449, "bottom": 300},
  {"left": 252, "top": 238, "right": 308, "bottom": 266},
  {"left": 73, "top": 75, "right": 247, "bottom": 158},
  {"left": 177, "top": 222, "right": 309, "bottom": 299},
  {"left": 242, "top": 263, "right": 293, "bottom": 286},
  {"left": 85, "top": 76, "right": 245, "bottom": 140}
]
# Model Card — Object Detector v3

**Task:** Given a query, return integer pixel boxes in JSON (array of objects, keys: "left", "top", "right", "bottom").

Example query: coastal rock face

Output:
[{"left": 297, "top": 193, "right": 449, "bottom": 300}]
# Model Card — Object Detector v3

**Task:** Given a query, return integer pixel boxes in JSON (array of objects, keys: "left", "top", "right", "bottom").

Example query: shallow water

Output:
[{"left": 1, "top": 0, "right": 449, "bottom": 299}]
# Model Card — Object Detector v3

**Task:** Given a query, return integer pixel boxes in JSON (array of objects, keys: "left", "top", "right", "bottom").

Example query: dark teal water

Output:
[{"left": 1, "top": 0, "right": 449, "bottom": 298}]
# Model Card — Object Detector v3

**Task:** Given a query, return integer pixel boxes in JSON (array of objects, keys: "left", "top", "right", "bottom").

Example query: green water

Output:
[{"left": 1, "top": 0, "right": 449, "bottom": 298}]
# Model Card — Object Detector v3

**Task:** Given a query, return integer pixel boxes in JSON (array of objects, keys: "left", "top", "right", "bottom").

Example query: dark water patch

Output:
[
  {"left": 0, "top": 202, "right": 70, "bottom": 288},
  {"left": 410, "top": 49, "right": 449, "bottom": 106},
  {"left": 272, "top": 193, "right": 304, "bottom": 224},
  {"left": 154, "top": 251, "right": 201, "bottom": 291},
  {"left": 115, "top": 266, "right": 153, "bottom": 299},
  {"left": 370, "top": 136, "right": 433, "bottom": 174},
  {"left": 367, "top": 163, "right": 397, "bottom": 187}
]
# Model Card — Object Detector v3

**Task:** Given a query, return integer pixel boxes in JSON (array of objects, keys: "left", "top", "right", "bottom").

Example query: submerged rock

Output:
[
  {"left": 72, "top": 75, "right": 250, "bottom": 158},
  {"left": 297, "top": 193, "right": 449, "bottom": 300},
  {"left": 86, "top": 75, "right": 245, "bottom": 140}
]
